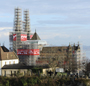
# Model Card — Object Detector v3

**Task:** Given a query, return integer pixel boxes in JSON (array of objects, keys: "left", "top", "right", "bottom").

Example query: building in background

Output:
[
  {"left": 0, "top": 46, "right": 19, "bottom": 75},
  {"left": 36, "top": 43, "right": 82, "bottom": 73},
  {"left": 9, "top": 8, "right": 85, "bottom": 73},
  {"left": 9, "top": 8, "right": 47, "bottom": 66}
]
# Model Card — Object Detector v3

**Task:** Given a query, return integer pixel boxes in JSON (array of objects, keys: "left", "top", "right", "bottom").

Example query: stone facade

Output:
[{"left": 36, "top": 44, "right": 81, "bottom": 73}]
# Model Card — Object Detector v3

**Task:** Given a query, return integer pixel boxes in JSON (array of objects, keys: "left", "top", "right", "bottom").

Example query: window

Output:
[
  {"left": 11, "top": 71, "right": 12, "bottom": 76},
  {"left": 24, "top": 71, "right": 26, "bottom": 76},
  {"left": 58, "top": 49, "right": 61, "bottom": 51},
  {"left": 13, "top": 61, "right": 15, "bottom": 64},
  {"left": 9, "top": 61, "right": 11, "bottom": 64},
  {"left": 4, "top": 71, "right": 6, "bottom": 77},
  {"left": 14, "top": 71, "right": 16, "bottom": 76}
]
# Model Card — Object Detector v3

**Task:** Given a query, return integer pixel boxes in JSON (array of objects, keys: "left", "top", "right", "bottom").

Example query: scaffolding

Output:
[
  {"left": 9, "top": 8, "right": 40, "bottom": 66},
  {"left": 14, "top": 8, "right": 22, "bottom": 31},
  {"left": 18, "top": 41, "right": 39, "bottom": 66},
  {"left": 24, "top": 10, "right": 31, "bottom": 40}
]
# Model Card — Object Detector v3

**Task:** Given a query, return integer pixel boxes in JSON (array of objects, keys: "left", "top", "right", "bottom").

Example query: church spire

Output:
[
  {"left": 24, "top": 10, "right": 30, "bottom": 40},
  {"left": 31, "top": 30, "right": 41, "bottom": 40}
]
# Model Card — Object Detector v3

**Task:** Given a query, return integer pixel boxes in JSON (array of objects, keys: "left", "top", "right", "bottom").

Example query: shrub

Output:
[
  {"left": 5, "top": 80, "right": 9, "bottom": 86},
  {"left": 32, "top": 67, "right": 42, "bottom": 73}
]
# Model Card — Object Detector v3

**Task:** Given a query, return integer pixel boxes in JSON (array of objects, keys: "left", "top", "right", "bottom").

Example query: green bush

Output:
[
  {"left": 5, "top": 80, "right": 9, "bottom": 86},
  {"left": 26, "top": 76, "right": 41, "bottom": 85},
  {"left": 21, "top": 78, "right": 27, "bottom": 86},
  {"left": 0, "top": 84, "right": 2, "bottom": 86},
  {"left": 32, "top": 67, "right": 42, "bottom": 73},
  {"left": 0, "top": 76, "right": 90, "bottom": 86},
  {"left": 57, "top": 72, "right": 67, "bottom": 76}
]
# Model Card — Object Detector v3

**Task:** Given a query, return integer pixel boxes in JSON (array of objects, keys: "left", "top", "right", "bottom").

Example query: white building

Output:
[{"left": 0, "top": 46, "right": 19, "bottom": 75}]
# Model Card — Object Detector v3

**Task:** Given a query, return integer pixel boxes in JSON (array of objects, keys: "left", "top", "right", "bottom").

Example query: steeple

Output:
[
  {"left": 31, "top": 30, "right": 41, "bottom": 40},
  {"left": 14, "top": 7, "right": 22, "bottom": 32},
  {"left": 24, "top": 10, "right": 30, "bottom": 40}
]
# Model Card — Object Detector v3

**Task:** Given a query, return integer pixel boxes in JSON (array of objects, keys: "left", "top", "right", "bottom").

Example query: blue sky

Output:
[{"left": 0, "top": 0, "right": 90, "bottom": 58}]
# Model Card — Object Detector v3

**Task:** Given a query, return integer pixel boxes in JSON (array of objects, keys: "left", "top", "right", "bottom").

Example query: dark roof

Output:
[
  {"left": 2, "top": 63, "right": 33, "bottom": 69},
  {"left": 2, "top": 63, "right": 50, "bottom": 69},
  {"left": 31, "top": 32, "right": 41, "bottom": 40},
  {"left": 0, "top": 46, "right": 18, "bottom": 60},
  {"left": 1, "top": 46, "right": 9, "bottom": 52}
]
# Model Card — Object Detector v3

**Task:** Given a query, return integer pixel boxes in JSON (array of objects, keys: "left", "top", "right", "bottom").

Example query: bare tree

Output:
[
  {"left": 83, "top": 58, "right": 90, "bottom": 75},
  {"left": 48, "top": 57, "right": 58, "bottom": 73},
  {"left": 47, "top": 52, "right": 65, "bottom": 75}
]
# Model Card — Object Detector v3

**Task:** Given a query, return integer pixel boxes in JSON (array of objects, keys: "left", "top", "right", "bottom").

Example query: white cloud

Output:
[
  {"left": 40, "top": 33, "right": 70, "bottom": 39},
  {"left": 3, "top": 32, "right": 9, "bottom": 36},
  {"left": 0, "top": 32, "right": 9, "bottom": 38},
  {"left": 0, "top": 32, "right": 9, "bottom": 48},
  {"left": 54, "top": 33, "right": 70, "bottom": 38},
  {"left": 0, "top": 27, "right": 11, "bottom": 40},
  {"left": 40, "top": 34, "right": 53, "bottom": 39},
  {"left": 0, "top": 27, "right": 12, "bottom": 31}
]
